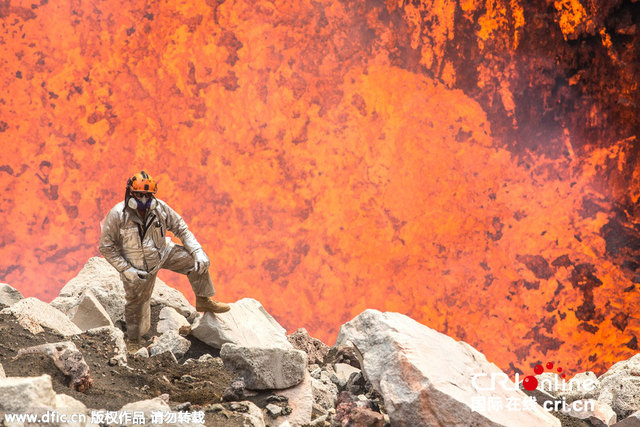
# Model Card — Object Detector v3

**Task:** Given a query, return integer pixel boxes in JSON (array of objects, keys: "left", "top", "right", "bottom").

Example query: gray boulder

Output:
[
  {"left": 192, "top": 298, "right": 292, "bottom": 349},
  {"left": 1, "top": 298, "right": 82, "bottom": 336},
  {"left": 52, "top": 257, "right": 196, "bottom": 326},
  {"left": 221, "top": 343, "right": 308, "bottom": 390},
  {"left": 0, "top": 283, "right": 24, "bottom": 308},
  {"left": 148, "top": 331, "right": 191, "bottom": 359},
  {"left": 157, "top": 306, "right": 190, "bottom": 334},
  {"left": 335, "top": 309, "right": 561, "bottom": 427},
  {"left": 597, "top": 355, "right": 640, "bottom": 418},
  {"left": 68, "top": 289, "right": 114, "bottom": 331}
]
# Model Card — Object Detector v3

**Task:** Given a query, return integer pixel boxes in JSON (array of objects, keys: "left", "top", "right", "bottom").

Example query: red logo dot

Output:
[
  {"left": 523, "top": 376, "right": 538, "bottom": 391},
  {"left": 546, "top": 362, "right": 554, "bottom": 369},
  {"left": 534, "top": 365, "right": 544, "bottom": 375},
  {"left": 557, "top": 367, "right": 563, "bottom": 373}
]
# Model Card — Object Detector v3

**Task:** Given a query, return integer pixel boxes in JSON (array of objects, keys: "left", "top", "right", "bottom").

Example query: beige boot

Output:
[{"left": 196, "top": 296, "right": 231, "bottom": 313}]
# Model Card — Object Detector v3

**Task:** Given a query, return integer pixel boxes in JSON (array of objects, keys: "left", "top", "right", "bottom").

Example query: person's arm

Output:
[
  {"left": 162, "top": 201, "right": 209, "bottom": 273},
  {"left": 162, "top": 202, "right": 203, "bottom": 254},
  {"left": 98, "top": 207, "right": 131, "bottom": 273}
]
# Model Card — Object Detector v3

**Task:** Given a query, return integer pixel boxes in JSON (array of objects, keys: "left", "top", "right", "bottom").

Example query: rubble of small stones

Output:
[{"left": 4, "top": 260, "right": 640, "bottom": 426}]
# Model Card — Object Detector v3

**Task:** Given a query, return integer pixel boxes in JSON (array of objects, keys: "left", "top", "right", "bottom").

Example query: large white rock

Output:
[
  {"left": 335, "top": 309, "right": 561, "bottom": 427},
  {"left": 264, "top": 373, "right": 313, "bottom": 427},
  {"left": 192, "top": 298, "right": 292, "bottom": 349},
  {"left": 0, "top": 374, "right": 57, "bottom": 412},
  {"left": 221, "top": 343, "right": 308, "bottom": 390},
  {"left": 1, "top": 298, "right": 82, "bottom": 336},
  {"left": 597, "top": 355, "right": 640, "bottom": 418},
  {"left": 51, "top": 257, "right": 127, "bottom": 323},
  {"left": 52, "top": 257, "right": 196, "bottom": 326},
  {"left": 157, "top": 306, "right": 190, "bottom": 334},
  {"left": 0, "top": 283, "right": 24, "bottom": 307},
  {"left": 68, "top": 289, "right": 114, "bottom": 331}
]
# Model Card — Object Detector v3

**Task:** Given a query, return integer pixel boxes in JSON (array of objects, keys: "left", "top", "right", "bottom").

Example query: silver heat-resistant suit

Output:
[{"left": 99, "top": 199, "right": 214, "bottom": 339}]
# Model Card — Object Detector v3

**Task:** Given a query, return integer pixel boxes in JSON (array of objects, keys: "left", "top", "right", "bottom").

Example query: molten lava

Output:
[{"left": 1, "top": 0, "right": 639, "bottom": 377}]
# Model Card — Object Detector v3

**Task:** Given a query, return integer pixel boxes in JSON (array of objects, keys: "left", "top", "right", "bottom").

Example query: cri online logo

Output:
[
  {"left": 522, "top": 362, "right": 564, "bottom": 391},
  {"left": 472, "top": 362, "right": 598, "bottom": 394}
]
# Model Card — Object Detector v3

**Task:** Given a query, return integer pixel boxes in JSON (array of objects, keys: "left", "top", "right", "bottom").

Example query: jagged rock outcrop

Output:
[{"left": 335, "top": 309, "right": 561, "bottom": 427}]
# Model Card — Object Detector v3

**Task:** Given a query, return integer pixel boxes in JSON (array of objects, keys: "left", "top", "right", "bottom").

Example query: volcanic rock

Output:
[
  {"left": 134, "top": 347, "right": 149, "bottom": 358},
  {"left": 157, "top": 306, "right": 190, "bottom": 334},
  {"left": 232, "top": 401, "right": 266, "bottom": 427},
  {"left": 562, "top": 399, "right": 616, "bottom": 427},
  {"left": 335, "top": 309, "right": 561, "bottom": 427},
  {"left": 220, "top": 343, "right": 307, "bottom": 390},
  {"left": 287, "top": 328, "right": 329, "bottom": 365},
  {"left": 0, "top": 283, "right": 24, "bottom": 308},
  {"left": 191, "top": 298, "right": 292, "bottom": 349},
  {"left": 332, "top": 363, "right": 361, "bottom": 388},
  {"left": 0, "top": 363, "right": 4, "bottom": 379},
  {"left": 68, "top": 289, "right": 114, "bottom": 331},
  {"left": 1, "top": 297, "right": 82, "bottom": 336},
  {"left": 263, "top": 372, "right": 313, "bottom": 427},
  {"left": 597, "top": 354, "right": 640, "bottom": 418},
  {"left": 324, "top": 345, "right": 361, "bottom": 369},
  {"left": 51, "top": 257, "right": 196, "bottom": 326},
  {"left": 334, "top": 391, "right": 384, "bottom": 427},
  {"left": 12, "top": 341, "right": 93, "bottom": 392},
  {"left": 148, "top": 331, "right": 191, "bottom": 359},
  {"left": 616, "top": 410, "right": 640, "bottom": 426},
  {"left": 311, "top": 375, "right": 338, "bottom": 412},
  {"left": 84, "top": 326, "right": 128, "bottom": 366},
  {"left": 0, "top": 375, "right": 55, "bottom": 411},
  {"left": 222, "top": 377, "right": 246, "bottom": 402},
  {"left": 51, "top": 257, "right": 127, "bottom": 324}
]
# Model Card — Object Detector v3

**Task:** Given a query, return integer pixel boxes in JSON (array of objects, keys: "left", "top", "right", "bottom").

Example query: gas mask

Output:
[{"left": 128, "top": 193, "right": 157, "bottom": 211}]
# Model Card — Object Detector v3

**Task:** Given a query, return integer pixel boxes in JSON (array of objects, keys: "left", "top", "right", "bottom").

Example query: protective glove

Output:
[
  {"left": 123, "top": 266, "right": 149, "bottom": 283},
  {"left": 193, "top": 249, "right": 210, "bottom": 274}
]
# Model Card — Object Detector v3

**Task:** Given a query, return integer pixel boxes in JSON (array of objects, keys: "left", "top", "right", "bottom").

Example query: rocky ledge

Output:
[{"left": 0, "top": 257, "right": 639, "bottom": 427}]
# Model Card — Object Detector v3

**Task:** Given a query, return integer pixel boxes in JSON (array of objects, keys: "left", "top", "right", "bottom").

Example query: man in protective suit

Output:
[{"left": 99, "top": 170, "right": 230, "bottom": 343}]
